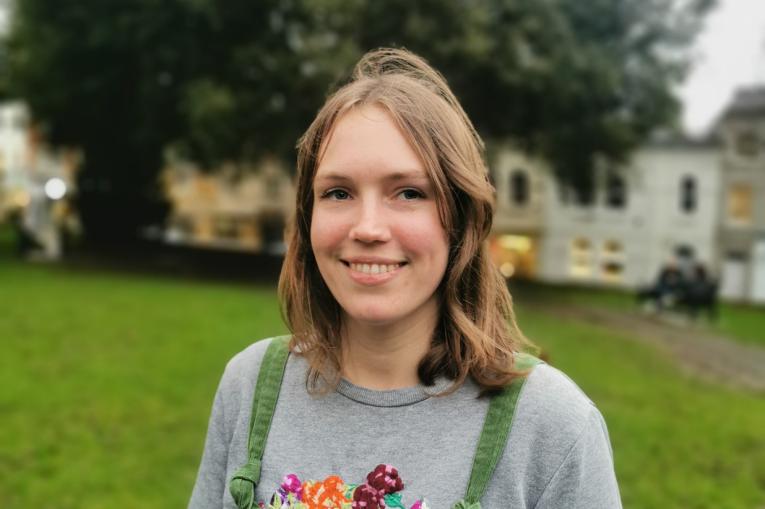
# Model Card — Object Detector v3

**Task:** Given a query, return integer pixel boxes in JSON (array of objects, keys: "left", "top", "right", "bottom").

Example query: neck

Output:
[{"left": 340, "top": 303, "right": 438, "bottom": 390}]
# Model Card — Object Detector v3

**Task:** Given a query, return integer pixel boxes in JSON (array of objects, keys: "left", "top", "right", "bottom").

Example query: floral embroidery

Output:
[
  {"left": 280, "top": 474, "right": 303, "bottom": 502},
  {"left": 303, "top": 476, "right": 349, "bottom": 509},
  {"left": 260, "top": 464, "right": 430, "bottom": 509}
]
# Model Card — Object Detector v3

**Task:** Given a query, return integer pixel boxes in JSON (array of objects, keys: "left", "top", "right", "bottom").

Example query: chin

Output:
[{"left": 344, "top": 305, "right": 401, "bottom": 326}]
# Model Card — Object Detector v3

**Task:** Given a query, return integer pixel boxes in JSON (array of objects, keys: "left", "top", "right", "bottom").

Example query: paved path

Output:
[{"left": 527, "top": 302, "right": 765, "bottom": 393}]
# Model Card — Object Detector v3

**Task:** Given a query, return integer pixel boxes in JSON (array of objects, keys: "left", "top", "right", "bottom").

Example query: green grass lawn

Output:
[
  {"left": 1, "top": 249, "right": 764, "bottom": 508},
  {"left": 0, "top": 254, "right": 287, "bottom": 508}
]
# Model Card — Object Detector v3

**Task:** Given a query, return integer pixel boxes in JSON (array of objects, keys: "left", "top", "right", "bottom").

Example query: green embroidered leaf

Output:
[
  {"left": 383, "top": 492, "right": 406, "bottom": 509},
  {"left": 344, "top": 483, "right": 358, "bottom": 499}
]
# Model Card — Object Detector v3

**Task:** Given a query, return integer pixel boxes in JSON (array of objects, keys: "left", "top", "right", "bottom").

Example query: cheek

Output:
[
  {"left": 310, "top": 209, "right": 346, "bottom": 255},
  {"left": 394, "top": 214, "right": 450, "bottom": 265}
]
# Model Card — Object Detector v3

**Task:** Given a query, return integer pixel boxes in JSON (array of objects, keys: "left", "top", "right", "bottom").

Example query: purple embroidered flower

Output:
[
  {"left": 275, "top": 473, "right": 303, "bottom": 503},
  {"left": 367, "top": 464, "right": 404, "bottom": 495},
  {"left": 269, "top": 493, "right": 288, "bottom": 508},
  {"left": 352, "top": 483, "right": 385, "bottom": 509}
]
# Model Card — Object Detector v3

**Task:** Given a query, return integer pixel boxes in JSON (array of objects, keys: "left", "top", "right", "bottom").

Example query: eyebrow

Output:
[{"left": 314, "top": 170, "right": 430, "bottom": 184}]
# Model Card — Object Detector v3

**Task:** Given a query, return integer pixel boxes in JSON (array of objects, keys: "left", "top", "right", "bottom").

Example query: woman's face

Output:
[{"left": 310, "top": 104, "right": 449, "bottom": 329}]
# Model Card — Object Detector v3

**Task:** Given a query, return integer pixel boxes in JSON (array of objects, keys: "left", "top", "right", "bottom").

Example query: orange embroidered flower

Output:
[{"left": 301, "top": 476, "right": 350, "bottom": 508}]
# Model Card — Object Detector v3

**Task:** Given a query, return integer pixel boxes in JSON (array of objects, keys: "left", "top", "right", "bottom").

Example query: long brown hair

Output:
[{"left": 278, "top": 48, "right": 534, "bottom": 395}]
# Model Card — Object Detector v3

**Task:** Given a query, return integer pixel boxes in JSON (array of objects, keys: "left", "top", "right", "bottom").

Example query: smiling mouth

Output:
[{"left": 341, "top": 261, "right": 407, "bottom": 275}]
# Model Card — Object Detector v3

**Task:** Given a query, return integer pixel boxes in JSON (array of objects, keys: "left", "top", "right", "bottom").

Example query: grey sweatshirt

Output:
[{"left": 189, "top": 338, "right": 622, "bottom": 508}]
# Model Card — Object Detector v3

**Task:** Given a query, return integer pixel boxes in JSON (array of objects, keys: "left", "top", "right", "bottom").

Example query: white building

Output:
[
  {"left": 489, "top": 148, "right": 547, "bottom": 279},
  {"left": 490, "top": 137, "right": 721, "bottom": 291},
  {"left": 716, "top": 87, "right": 765, "bottom": 303}
]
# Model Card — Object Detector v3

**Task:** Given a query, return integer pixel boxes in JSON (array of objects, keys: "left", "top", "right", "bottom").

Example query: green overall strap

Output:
[
  {"left": 229, "top": 336, "right": 290, "bottom": 509},
  {"left": 453, "top": 353, "right": 541, "bottom": 509}
]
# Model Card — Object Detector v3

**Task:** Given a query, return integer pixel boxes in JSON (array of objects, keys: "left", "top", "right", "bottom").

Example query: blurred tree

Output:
[
  {"left": 6, "top": 0, "right": 361, "bottom": 243},
  {"left": 171, "top": 0, "right": 362, "bottom": 168},
  {"left": 5, "top": 0, "right": 195, "bottom": 242},
  {"left": 356, "top": 0, "right": 715, "bottom": 202},
  {"left": 6, "top": 0, "right": 712, "bottom": 243}
]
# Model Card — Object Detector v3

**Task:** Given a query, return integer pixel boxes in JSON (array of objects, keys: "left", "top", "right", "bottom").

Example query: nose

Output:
[{"left": 348, "top": 198, "right": 391, "bottom": 243}]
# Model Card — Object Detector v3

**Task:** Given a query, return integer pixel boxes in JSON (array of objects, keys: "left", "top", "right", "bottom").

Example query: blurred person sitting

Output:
[
  {"left": 638, "top": 259, "right": 686, "bottom": 311},
  {"left": 681, "top": 263, "right": 718, "bottom": 321}
]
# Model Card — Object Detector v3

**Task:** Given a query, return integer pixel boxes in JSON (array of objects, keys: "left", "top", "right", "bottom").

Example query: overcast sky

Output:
[{"left": 678, "top": 0, "right": 765, "bottom": 136}]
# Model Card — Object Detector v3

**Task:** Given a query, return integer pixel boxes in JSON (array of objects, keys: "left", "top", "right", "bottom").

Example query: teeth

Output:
[{"left": 350, "top": 262, "right": 401, "bottom": 274}]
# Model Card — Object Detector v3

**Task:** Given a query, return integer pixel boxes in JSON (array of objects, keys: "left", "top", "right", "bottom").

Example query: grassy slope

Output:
[{"left": 1, "top": 251, "right": 763, "bottom": 508}]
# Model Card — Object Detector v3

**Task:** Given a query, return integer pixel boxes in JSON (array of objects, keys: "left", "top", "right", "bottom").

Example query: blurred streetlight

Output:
[{"left": 44, "top": 178, "right": 67, "bottom": 200}]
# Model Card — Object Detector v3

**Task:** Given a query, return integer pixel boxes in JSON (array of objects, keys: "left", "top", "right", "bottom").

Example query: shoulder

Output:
[
  {"left": 216, "top": 336, "right": 287, "bottom": 409},
  {"left": 470, "top": 362, "right": 620, "bottom": 506},
  {"left": 222, "top": 337, "right": 279, "bottom": 379},
  {"left": 518, "top": 362, "right": 600, "bottom": 436},
  {"left": 505, "top": 362, "right": 610, "bottom": 471}
]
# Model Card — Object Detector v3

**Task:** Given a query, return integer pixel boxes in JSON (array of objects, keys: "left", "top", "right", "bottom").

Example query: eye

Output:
[
  {"left": 320, "top": 188, "right": 351, "bottom": 200},
  {"left": 398, "top": 188, "right": 425, "bottom": 200}
]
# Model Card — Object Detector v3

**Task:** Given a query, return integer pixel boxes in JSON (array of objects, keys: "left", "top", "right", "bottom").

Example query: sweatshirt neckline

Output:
[{"left": 335, "top": 377, "right": 453, "bottom": 407}]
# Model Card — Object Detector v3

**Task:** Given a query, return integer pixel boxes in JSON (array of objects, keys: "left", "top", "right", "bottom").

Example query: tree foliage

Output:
[
  {"left": 5, "top": 0, "right": 713, "bottom": 241},
  {"left": 357, "top": 0, "right": 714, "bottom": 201}
]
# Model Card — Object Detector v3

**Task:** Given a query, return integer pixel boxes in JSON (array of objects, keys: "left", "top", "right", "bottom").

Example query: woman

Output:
[{"left": 190, "top": 48, "right": 621, "bottom": 509}]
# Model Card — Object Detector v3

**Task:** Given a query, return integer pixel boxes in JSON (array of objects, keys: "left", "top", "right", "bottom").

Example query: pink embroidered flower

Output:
[
  {"left": 409, "top": 502, "right": 422, "bottom": 509},
  {"left": 279, "top": 474, "right": 303, "bottom": 501},
  {"left": 352, "top": 483, "right": 385, "bottom": 509},
  {"left": 366, "top": 464, "right": 404, "bottom": 495}
]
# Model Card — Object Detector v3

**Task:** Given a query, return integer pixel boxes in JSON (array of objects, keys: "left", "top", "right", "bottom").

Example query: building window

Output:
[
  {"left": 735, "top": 130, "right": 759, "bottom": 158},
  {"left": 605, "top": 173, "right": 626, "bottom": 209},
  {"left": 727, "top": 184, "right": 753, "bottom": 224},
  {"left": 600, "top": 240, "right": 625, "bottom": 283},
  {"left": 570, "top": 237, "right": 592, "bottom": 277},
  {"left": 213, "top": 215, "right": 239, "bottom": 239},
  {"left": 494, "top": 235, "right": 534, "bottom": 279},
  {"left": 675, "top": 244, "right": 695, "bottom": 260},
  {"left": 603, "top": 239, "right": 623, "bottom": 254},
  {"left": 679, "top": 176, "right": 697, "bottom": 213},
  {"left": 510, "top": 170, "right": 529, "bottom": 205}
]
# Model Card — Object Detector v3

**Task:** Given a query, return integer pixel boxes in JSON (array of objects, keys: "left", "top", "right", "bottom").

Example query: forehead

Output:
[{"left": 314, "top": 104, "right": 427, "bottom": 181}]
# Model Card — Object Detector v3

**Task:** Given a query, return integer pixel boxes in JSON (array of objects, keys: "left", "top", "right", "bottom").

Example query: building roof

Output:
[
  {"left": 645, "top": 129, "right": 719, "bottom": 149},
  {"left": 722, "top": 86, "right": 765, "bottom": 120}
]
